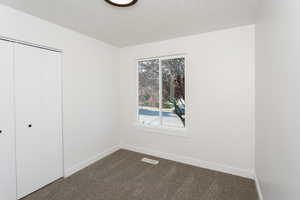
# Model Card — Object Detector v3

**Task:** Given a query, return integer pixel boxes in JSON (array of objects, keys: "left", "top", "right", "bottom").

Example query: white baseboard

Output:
[
  {"left": 64, "top": 145, "right": 121, "bottom": 177},
  {"left": 254, "top": 173, "right": 264, "bottom": 200},
  {"left": 121, "top": 144, "right": 254, "bottom": 179}
]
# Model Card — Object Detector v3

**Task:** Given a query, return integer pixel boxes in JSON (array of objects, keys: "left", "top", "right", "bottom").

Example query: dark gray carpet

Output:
[{"left": 22, "top": 149, "right": 258, "bottom": 200}]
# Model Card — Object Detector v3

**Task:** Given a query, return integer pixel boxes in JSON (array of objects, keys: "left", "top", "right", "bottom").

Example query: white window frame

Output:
[{"left": 136, "top": 54, "right": 187, "bottom": 136}]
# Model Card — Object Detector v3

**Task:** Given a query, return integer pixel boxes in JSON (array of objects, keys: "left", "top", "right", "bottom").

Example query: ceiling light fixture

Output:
[{"left": 105, "top": 0, "right": 138, "bottom": 7}]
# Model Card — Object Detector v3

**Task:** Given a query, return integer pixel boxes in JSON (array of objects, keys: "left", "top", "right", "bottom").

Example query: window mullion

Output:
[{"left": 159, "top": 58, "right": 163, "bottom": 127}]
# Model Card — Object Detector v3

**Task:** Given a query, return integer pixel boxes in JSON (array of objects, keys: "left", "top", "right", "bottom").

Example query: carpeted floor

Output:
[{"left": 22, "top": 149, "right": 258, "bottom": 200}]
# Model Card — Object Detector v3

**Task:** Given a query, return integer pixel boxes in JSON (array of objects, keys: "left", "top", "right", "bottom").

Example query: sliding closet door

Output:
[
  {"left": 15, "top": 44, "right": 63, "bottom": 199},
  {"left": 0, "top": 40, "right": 16, "bottom": 200}
]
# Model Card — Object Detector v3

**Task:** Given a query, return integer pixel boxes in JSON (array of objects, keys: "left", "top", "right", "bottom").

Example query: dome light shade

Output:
[{"left": 105, "top": 0, "right": 138, "bottom": 7}]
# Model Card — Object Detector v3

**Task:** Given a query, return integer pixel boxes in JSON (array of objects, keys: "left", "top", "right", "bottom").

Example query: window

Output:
[{"left": 138, "top": 55, "right": 186, "bottom": 129}]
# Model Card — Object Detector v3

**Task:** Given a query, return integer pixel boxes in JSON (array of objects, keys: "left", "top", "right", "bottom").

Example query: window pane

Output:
[
  {"left": 138, "top": 59, "right": 160, "bottom": 126},
  {"left": 162, "top": 57, "right": 185, "bottom": 128}
]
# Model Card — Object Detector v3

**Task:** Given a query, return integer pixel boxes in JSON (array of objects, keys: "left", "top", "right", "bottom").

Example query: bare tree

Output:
[
  {"left": 162, "top": 58, "right": 185, "bottom": 125},
  {"left": 138, "top": 59, "right": 159, "bottom": 108}
]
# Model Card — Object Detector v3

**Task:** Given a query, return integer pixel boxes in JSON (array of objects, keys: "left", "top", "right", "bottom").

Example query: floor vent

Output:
[{"left": 141, "top": 157, "right": 159, "bottom": 165}]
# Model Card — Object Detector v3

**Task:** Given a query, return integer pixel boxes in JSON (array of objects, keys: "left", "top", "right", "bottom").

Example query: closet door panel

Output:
[
  {"left": 0, "top": 40, "right": 16, "bottom": 200},
  {"left": 15, "top": 44, "right": 63, "bottom": 199}
]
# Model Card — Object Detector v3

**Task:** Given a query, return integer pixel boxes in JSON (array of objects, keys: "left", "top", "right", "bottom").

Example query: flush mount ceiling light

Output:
[{"left": 105, "top": 0, "right": 138, "bottom": 7}]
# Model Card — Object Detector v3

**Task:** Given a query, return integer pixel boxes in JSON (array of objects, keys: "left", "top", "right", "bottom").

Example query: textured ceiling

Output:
[{"left": 0, "top": 0, "right": 258, "bottom": 47}]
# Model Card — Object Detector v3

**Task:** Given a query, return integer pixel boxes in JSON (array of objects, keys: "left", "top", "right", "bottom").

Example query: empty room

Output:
[{"left": 0, "top": 0, "right": 298, "bottom": 200}]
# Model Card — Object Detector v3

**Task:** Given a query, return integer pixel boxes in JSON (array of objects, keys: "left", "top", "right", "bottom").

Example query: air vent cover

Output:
[{"left": 141, "top": 158, "right": 159, "bottom": 165}]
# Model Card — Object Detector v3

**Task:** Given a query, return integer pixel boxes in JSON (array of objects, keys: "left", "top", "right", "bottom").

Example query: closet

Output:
[{"left": 0, "top": 39, "right": 63, "bottom": 200}]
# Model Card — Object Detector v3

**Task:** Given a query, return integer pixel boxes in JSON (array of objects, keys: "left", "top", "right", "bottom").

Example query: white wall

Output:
[
  {"left": 0, "top": 4, "right": 120, "bottom": 174},
  {"left": 0, "top": 2, "right": 256, "bottom": 184},
  {"left": 255, "top": 1, "right": 300, "bottom": 199},
  {"left": 119, "top": 25, "right": 255, "bottom": 178}
]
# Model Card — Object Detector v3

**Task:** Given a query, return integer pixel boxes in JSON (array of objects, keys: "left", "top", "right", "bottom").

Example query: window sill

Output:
[{"left": 134, "top": 123, "right": 188, "bottom": 137}]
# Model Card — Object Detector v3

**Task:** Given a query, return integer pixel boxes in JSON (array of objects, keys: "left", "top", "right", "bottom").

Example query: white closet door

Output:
[
  {"left": 0, "top": 40, "right": 16, "bottom": 200},
  {"left": 15, "top": 44, "right": 63, "bottom": 199}
]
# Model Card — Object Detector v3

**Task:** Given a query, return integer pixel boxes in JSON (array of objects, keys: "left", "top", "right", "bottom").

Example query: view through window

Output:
[{"left": 138, "top": 56, "right": 185, "bottom": 128}]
